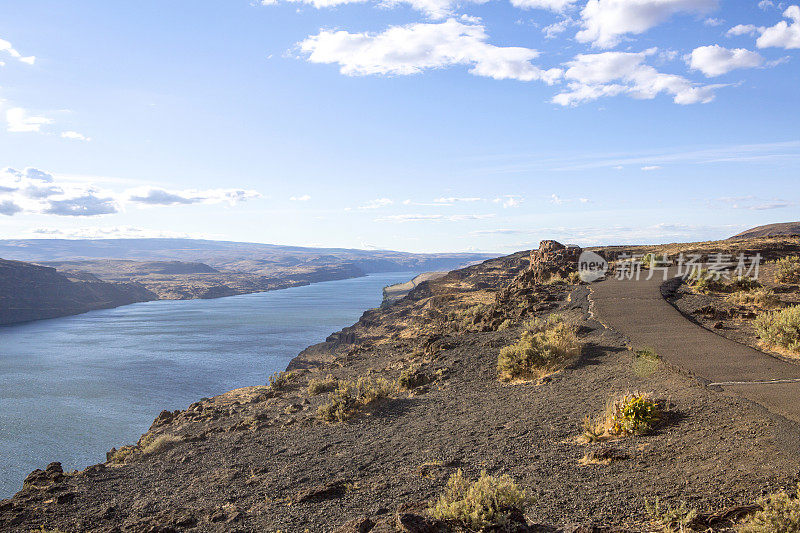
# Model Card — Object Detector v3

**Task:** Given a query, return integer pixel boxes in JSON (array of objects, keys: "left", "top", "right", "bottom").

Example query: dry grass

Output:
[
  {"left": 726, "top": 288, "right": 781, "bottom": 309},
  {"left": 307, "top": 374, "right": 337, "bottom": 395},
  {"left": 428, "top": 469, "right": 531, "bottom": 531},
  {"left": 497, "top": 314, "right": 581, "bottom": 382},
  {"left": 140, "top": 434, "right": 182, "bottom": 455},
  {"left": 317, "top": 376, "right": 395, "bottom": 422},
  {"left": 740, "top": 484, "right": 800, "bottom": 532}
]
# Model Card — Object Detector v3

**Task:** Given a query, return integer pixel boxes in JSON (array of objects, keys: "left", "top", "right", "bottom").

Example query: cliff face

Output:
[{"left": 0, "top": 259, "right": 156, "bottom": 326}]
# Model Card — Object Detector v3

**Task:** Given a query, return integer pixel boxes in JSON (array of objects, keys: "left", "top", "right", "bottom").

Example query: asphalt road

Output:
[{"left": 589, "top": 272, "right": 800, "bottom": 423}]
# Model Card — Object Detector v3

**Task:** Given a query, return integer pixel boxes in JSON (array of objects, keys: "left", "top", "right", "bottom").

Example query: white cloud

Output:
[
  {"left": 493, "top": 195, "right": 523, "bottom": 208},
  {"left": 0, "top": 38, "right": 35, "bottom": 65},
  {"left": 6, "top": 107, "right": 53, "bottom": 133},
  {"left": 759, "top": 0, "right": 776, "bottom": 10},
  {"left": 359, "top": 198, "right": 394, "bottom": 209},
  {"left": 641, "top": 165, "right": 661, "bottom": 171},
  {"left": 726, "top": 24, "right": 760, "bottom": 37},
  {"left": 433, "top": 196, "right": 482, "bottom": 204},
  {"left": 703, "top": 17, "right": 724, "bottom": 27},
  {"left": 553, "top": 49, "right": 723, "bottom": 106},
  {"left": 688, "top": 45, "right": 764, "bottom": 77},
  {"left": 60, "top": 131, "right": 91, "bottom": 142},
  {"left": 127, "top": 187, "right": 261, "bottom": 206},
  {"left": 576, "top": 0, "right": 719, "bottom": 49},
  {"left": 263, "top": 0, "right": 486, "bottom": 20},
  {"left": 31, "top": 226, "right": 215, "bottom": 239},
  {"left": 298, "top": 19, "right": 562, "bottom": 84},
  {"left": 290, "top": 194, "right": 312, "bottom": 201},
  {"left": 0, "top": 167, "right": 261, "bottom": 217},
  {"left": 757, "top": 5, "right": 800, "bottom": 49},
  {"left": 510, "top": 0, "right": 577, "bottom": 12},
  {"left": 542, "top": 17, "right": 576, "bottom": 39}
]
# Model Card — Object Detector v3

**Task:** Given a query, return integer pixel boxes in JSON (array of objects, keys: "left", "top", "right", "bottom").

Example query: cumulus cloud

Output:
[
  {"left": 6, "top": 107, "right": 53, "bottom": 133},
  {"left": 757, "top": 5, "right": 800, "bottom": 49},
  {"left": 727, "top": 24, "right": 760, "bottom": 37},
  {"left": 0, "top": 200, "right": 22, "bottom": 216},
  {"left": 0, "top": 38, "right": 35, "bottom": 65},
  {"left": 298, "top": 19, "right": 562, "bottom": 84},
  {"left": 553, "top": 49, "right": 723, "bottom": 106},
  {"left": 510, "top": 0, "right": 576, "bottom": 12},
  {"left": 688, "top": 45, "right": 764, "bottom": 77},
  {"left": 290, "top": 194, "right": 312, "bottom": 201},
  {"left": 576, "top": 0, "right": 719, "bottom": 49}
]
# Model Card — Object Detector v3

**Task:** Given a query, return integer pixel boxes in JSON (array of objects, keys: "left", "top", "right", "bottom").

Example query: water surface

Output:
[{"left": 0, "top": 272, "right": 414, "bottom": 498}]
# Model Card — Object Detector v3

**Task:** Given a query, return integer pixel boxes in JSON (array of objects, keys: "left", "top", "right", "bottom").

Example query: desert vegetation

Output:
[
  {"left": 685, "top": 269, "right": 761, "bottom": 294},
  {"left": 740, "top": 483, "right": 800, "bottom": 532},
  {"left": 316, "top": 376, "right": 395, "bottom": 422},
  {"left": 306, "top": 374, "right": 338, "bottom": 395},
  {"left": 726, "top": 288, "right": 781, "bottom": 309},
  {"left": 774, "top": 256, "right": 800, "bottom": 283},
  {"left": 428, "top": 469, "right": 530, "bottom": 531},
  {"left": 497, "top": 314, "right": 581, "bottom": 382},
  {"left": 754, "top": 306, "right": 800, "bottom": 353},
  {"left": 584, "top": 392, "right": 661, "bottom": 441},
  {"left": 268, "top": 370, "right": 298, "bottom": 390}
]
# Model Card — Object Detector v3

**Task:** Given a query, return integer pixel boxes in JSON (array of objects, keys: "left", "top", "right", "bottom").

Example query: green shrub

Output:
[
  {"left": 497, "top": 314, "right": 581, "bottom": 381},
  {"left": 307, "top": 374, "right": 337, "bottom": 395},
  {"left": 740, "top": 484, "right": 800, "bottom": 533},
  {"left": 269, "top": 370, "right": 297, "bottom": 390},
  {"left": 543, "top": 273, "right": 566, "bottom": 285},
  {"left": 567, "top": 271, "right": 582, "bottom": 284},
  {"left": 429, "top": 469, "right": 531, "bottom": 531},
  {"left": 755, "top": 306, "right": 800, "bottom": 353},
  {"left": 729, "top": 276, "right": 761, "bottom": 292},
  {"left": 775, "top": 256, "right": 800, "bottom": 284},
  {"left": 585, "top": 392, "right": 661, "bottom": 439},
  {"left": 726, "top": 288, "right": 780, "bottom": 309},
  {"left": 317, "top": 376, "right": 394, "bottom": 422}
]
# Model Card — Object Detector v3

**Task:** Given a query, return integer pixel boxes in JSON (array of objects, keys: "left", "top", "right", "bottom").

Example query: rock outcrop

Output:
[{"left": 0, "top": 258, "right": 156, "bottom": 325}]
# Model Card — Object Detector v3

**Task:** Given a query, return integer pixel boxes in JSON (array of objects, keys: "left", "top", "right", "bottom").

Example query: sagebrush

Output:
[
  {"left": 740, "top": 484, "right": 800, "bottom": 533},
  {"left": 429, "top": 469, "right": 531, "bottom": 531},
  {"left": 497, "top": 314, "right": 581, "bottom": 381},
  {"left": 317, "top": 376, "right": 394, "bottom": 422},
  {"left": 755, "top": 306, "right": 800, "bottom": 353}
]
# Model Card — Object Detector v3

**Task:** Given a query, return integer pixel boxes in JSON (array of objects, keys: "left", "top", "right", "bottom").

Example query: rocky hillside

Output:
[
  {"left": 0, "top": 259, "right": 155, "bottom": 325},
  {"left": 3, "top": 240, "right": 800, "bottom": 531},
  {"left": 730, "top": 221, "right": 800, "bottom": 239}
]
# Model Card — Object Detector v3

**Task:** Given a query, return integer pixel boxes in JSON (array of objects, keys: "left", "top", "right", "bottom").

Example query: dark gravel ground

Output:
[{"left": 3, "top": 252, "right": 800, "bottom": 532}]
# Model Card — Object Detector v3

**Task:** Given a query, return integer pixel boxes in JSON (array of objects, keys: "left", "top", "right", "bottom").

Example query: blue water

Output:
[{"left": 0, "top": 272, "right": 414, "bottom": 498}]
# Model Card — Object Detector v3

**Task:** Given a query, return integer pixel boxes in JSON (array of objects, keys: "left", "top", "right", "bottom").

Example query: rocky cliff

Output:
[{"left": 0, "top": 259, "right": 156, "bottom": 325}]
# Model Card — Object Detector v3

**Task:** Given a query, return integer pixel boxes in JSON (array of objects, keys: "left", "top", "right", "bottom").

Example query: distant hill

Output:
[
  {"left": 0, "top": 259, "right": 155, "bottom": 325},
  {"left": 730, "top": 222, "right": 800, "bottom": 239},
  {"left": 0, "top": 239, "right": 494, "bottom": 274}
]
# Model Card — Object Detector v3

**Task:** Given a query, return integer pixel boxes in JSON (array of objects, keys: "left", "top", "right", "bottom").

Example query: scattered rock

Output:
[{"left": 295, "top": 479, "right": 349, "bottom": 503}]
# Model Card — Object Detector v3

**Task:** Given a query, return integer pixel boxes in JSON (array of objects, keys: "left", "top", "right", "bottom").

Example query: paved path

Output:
[{"left": 589, "top": 273, "right": 800, "bottom": 423}]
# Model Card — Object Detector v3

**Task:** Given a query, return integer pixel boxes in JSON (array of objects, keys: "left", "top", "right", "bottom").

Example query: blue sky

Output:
[{"left": 0, "top": 0, "right": 798, "bottom": 253}]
